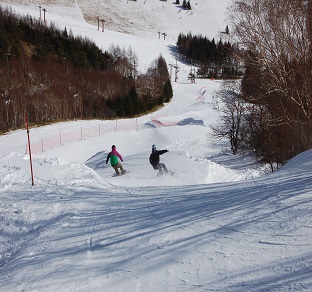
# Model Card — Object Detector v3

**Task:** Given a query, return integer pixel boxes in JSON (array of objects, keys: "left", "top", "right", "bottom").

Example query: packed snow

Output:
[{"left": 0, "top": 1, "right": 312, "bottom": 291}]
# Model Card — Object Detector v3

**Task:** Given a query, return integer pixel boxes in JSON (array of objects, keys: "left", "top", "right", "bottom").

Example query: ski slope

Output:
[
  {"left": 2, "top": 0, "right": 232, "bottom": 38},
  {"left": 0, "top": 1, "right": 312, "bottom": 291}
]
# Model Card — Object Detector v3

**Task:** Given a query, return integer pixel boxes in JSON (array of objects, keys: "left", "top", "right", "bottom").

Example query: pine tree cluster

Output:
[{"left": 177, "top": 33, "right": 241, "bottom": 79}]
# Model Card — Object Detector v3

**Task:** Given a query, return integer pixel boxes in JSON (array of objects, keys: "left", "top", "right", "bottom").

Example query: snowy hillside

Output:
[
  {"left": 0, "top": 0, "right": 231, "bottom": 73},
  {"left": 2, "top": 0, "right": 231, "bottom": 38},
  {"left": 0, "top": 1, "right": 312, "bottom": 291}
]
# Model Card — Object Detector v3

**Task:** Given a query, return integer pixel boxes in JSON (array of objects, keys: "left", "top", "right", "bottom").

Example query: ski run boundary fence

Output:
[
  {"left": 26, "top": 118, "right": 139, "bottom": 155},
  {"left": 26, "top": 116, "right": 181, "bottom": 155}
]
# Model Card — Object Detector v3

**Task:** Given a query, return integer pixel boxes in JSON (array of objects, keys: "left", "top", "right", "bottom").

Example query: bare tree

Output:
[
  {"left": 211, "top": 80, "right": 246, "bottom": 155},
  {"left": 229, "top": 0, "right": 312, "bottom": 163},
  {"left": 126, "top": 47, "right": 138, "bottom": 80}
]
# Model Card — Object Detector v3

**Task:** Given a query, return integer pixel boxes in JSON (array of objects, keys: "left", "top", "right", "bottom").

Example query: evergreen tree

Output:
[
  {"left": 225, "top": 25, "right": 229, "bottom": 34},
  {"left": 164, "top": 80, "right": 173, "bottom": 103},
  {"left": 62, "top": 27, "right": 68, "bottom": 38}
]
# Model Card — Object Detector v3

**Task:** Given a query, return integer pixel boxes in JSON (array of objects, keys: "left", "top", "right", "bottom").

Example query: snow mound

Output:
[{"left": 177, "top": 117, "right": 205, "bottom": 126}]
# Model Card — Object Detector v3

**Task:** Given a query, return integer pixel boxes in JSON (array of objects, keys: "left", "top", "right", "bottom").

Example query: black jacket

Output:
[{"left": 149, "top": 150, "right": 167, "bottom": 168}]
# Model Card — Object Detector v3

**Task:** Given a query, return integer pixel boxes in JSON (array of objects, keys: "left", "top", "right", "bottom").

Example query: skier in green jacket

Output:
[{"left": 106, "top": 145, "right": 126, "bottom": 175}]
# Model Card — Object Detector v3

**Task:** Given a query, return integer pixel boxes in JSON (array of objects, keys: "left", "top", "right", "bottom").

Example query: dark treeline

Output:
[
  {"left": 107, "top": 55, "right": 173, "bottom": 117},
  {"left": 0, "top": 9, "right": 110, "bottom": 70},
  {"left": 0, "top": 7, "right": 172, "bottom": 132},
  {"left": 177, "top": 32, "right": 241, "bottom": 79}
]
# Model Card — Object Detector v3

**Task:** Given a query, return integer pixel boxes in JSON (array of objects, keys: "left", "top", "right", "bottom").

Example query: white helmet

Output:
[{"left": 152, "top": 144, "right": 156, "bottom": 151}]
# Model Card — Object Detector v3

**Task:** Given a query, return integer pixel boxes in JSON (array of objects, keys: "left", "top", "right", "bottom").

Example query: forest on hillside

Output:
[{"left": 0, "top": 7, "right": 172, "bottom": 133}]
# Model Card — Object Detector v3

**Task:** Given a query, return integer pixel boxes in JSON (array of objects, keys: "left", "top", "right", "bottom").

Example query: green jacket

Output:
[{"left": 106, "top": 148, "right": 123, "bottom": 166}]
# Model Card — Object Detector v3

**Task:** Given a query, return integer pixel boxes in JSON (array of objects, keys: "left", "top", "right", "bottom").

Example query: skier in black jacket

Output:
[{"left": 149, "top": 144, "right": 169, "bottom": 175}]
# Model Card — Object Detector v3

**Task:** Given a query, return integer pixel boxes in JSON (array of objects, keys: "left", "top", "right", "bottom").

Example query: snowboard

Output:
[
  {"left": 157, "top": 170, "right": 175, "bottom": 177},
  {"left": 112, "top": 170, "right": 128, "bottom": 177}
]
